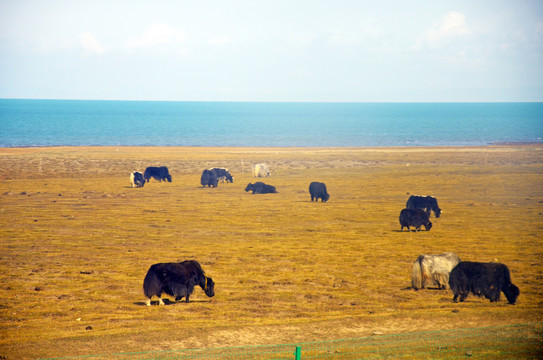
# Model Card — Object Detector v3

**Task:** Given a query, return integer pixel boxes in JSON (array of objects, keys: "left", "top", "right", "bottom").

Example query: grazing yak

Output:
[
  {"left": 449, "top": 261, "right": 520, "bottom": 305},
  {"left": 406, "top": 195, "right": 441, "bottom": 218},
  {"left": 412, "top": 252, "right": 461, "bottom": 290},
  {"left": 143, "top": 260, "right": 215, "bottom": 306},
  {"left": 309, "top": 182, "right": 330, "bottom": 202},
  {"left": 201, "top": 169, "right": 219, "bottom": 187},
  {"left": 209, "top": 168, "right": 233, "bottom": 183},
  {"left": 245, "top": 182, "right": 277, "bottom": 194},
  {"left": 130, "top": 171, "right": 145, "bottom": 188},
  {"left": 399, "top": 208, "right": 432, "bottom": 231},
  {"left": 252, "top": 163, "right": 270, "bottom": 177},
  {"left": 144, "top": 166, "right": 172, "bottom": 183}
]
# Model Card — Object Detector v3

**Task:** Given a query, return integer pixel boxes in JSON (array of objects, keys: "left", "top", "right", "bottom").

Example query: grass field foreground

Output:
[{"left": 0, "top": 145, "right": 542, "bottom": 359}]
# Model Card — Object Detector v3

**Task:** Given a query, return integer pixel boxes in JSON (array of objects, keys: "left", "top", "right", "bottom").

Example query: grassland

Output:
[{"left": 0, "top": 145, "right": 542, "bottom": 359}]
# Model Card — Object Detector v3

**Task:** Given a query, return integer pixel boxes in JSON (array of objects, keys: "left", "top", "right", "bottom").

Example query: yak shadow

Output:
[
  {"left": 134, "top": 299, "right": 213, "bottom": 307},
  {"left": 401, "top": 286, "right": 450, "bottom": 291}
]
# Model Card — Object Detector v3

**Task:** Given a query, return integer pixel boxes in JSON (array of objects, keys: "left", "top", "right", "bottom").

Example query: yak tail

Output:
[
  {"left": 143, "top": 266, "right": 160, "bottom": 298},
  {"left": 411, "top": 256, "right": 423, "bottom": 290}
]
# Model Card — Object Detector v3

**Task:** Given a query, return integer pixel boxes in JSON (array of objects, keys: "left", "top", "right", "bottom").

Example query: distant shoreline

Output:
[
  {"left": 489, "top": 141, "right": 543, "bottom": 145},
  {"left": 1, "top": 141, "right": 542, "bottom": 150}
]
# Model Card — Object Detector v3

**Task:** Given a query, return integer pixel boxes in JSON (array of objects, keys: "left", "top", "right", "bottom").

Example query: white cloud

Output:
[
  {"left": 128, "top": 23, "right": 185, "bottom": 49},
  {"left": 80, "top": 32, "right": 105, "bottom": 54},
  {"left": 416, "top": 11, "right": 471, "bottom": 48}
]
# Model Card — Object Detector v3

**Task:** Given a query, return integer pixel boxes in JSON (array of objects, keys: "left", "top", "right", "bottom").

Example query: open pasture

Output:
[{"left": 0, "top": 145, "right": 542, "bottom": 359}]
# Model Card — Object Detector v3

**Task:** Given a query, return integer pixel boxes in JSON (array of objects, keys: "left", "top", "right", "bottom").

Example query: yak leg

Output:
[
  {"left": 185, "top": 295, "right": 190, "bottom": 303},
  {"left": 489, "top": 288, "right": 500, "bottom": 302},
  {"left": 146, "top": 296, "right": 165, "bottom": 306}
]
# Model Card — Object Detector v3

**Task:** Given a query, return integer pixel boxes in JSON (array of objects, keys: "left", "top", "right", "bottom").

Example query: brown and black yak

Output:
[
  {"left": 309, "top": 182, "right": 330, "bottom": 202},
  {"left": 143, "top": 260, "right": 215, "bottom": 306},
  {"left": 406, "top": 195, "right": 441, "bottom": 218},
  {"left": 399, "top": 208, "right": 432, "bottom": 231},
  {"left": 449, "top": 261, "right": 519, "bottom": 304},
  {"left": 245, "top": 182, "right": 277, "bottom": 194}
]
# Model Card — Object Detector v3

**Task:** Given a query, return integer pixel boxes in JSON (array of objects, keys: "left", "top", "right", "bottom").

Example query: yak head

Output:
[
  {"left": 166, "top": 174, "right": 172, "bottom": 183},
  {"left": 244, "top": 183, "right": 253, "bottom": 192},
  {"left": 424, "top": 221, "right": 433, "bottom": 231},
  {"left": 203, "top": 276, "right": 215, "bottom": 298},
  {"left": 504, "top": 283, "right": 520, "bottom": 305}
]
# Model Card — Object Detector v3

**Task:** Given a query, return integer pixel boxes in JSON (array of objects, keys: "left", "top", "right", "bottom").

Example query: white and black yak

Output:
[
  {"left": 144, "top": 166, "right": 172, "bottom": 183},
  {"left": 252, "top": 163, "right": 270, "bottom": 177},
  {"left": 209, "top": 168, "right": 233, "bottom": 183},
  {"left": 449, "top": 261, "right": 520, "bottom": 304},
  {"left": 412, "top": 252, "right": 461, "bottom": 290},
  {"left": 399, "top": 208, "right": 432, "bottom": 231},
  {"left": 309, "top": 182, "right": 330, "bottom": 202},
  {"left": 130, "top": 171, "right": 145, "bottom": 188},
  {"left": 245, "top": 182, "right": 277, "bottom": 194},
  {"left": 406, "top": 195, "right": 441, "bottom": 218},
  {"left": 201, "top": 169, "right": 219, "bottom": 187},
  {"left": 143, "top": 260, "right": 215, "bottom": 306}
]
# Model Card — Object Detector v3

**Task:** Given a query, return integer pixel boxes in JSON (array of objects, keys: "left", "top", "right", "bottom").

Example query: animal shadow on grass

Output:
[
  {"left": 402, "top": 286, "right": 449, "bottom": 291},
  {"left": 133, "top": 299, "right": 213, "bottom": 306}
]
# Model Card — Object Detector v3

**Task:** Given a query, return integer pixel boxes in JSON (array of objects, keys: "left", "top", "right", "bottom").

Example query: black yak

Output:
[
  {"left": 406, "top": 195, "right": 441, "bottom": 218},
  {"left": 449, "top": 261, "right": 519, "bottom": 304},
  {"left": 309, "top": 182, "right": 330, "bottom": 202},
  {"left": 412, "top": 252, "right": 461, "bottom": 290},
  {"left": 144, "top": 166, "right": 172, "bottom": 183},
  {"left": 399, "top": 208, "right": 432, "bottom": 231},
  {"left": 130, "top": 171, "right": 145, "bottom": 188},
  {"left": 245, "top": 182, "right": 277, "bottom": 194},
  {"left": 201, "top": 169, "right": 219, "bottom": 187},
  {"left": 143, "top": 260, "right": 215, "bottom": 306}
]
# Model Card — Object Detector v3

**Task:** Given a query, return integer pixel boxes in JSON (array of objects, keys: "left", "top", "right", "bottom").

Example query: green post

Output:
[{"left": 295, "top": 346, "right": 301, "bottom": 360}]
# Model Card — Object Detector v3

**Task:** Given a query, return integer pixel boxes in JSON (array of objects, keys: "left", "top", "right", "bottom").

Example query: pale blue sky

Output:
[{"left": 1, "top": 1, "right": 542, "bottom": 102}]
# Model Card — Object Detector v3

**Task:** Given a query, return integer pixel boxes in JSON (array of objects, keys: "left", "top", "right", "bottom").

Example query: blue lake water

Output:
[{"left": 0, "top": 99, "right": 541, "bottom": 147}]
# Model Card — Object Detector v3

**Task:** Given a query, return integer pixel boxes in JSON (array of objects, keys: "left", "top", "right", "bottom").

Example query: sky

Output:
[{"left": 1, "top": 1, "right": 542, "bottom": 102}]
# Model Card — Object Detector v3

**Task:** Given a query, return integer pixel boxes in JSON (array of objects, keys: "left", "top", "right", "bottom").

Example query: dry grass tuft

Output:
[{"left": 0, "top": 145, "right": 542, "bottom": 359}]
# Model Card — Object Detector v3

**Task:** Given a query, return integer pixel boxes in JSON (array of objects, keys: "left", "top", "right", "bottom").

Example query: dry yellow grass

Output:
[{"left": 0, "top": 145, "right": 542, "bottom": 359}]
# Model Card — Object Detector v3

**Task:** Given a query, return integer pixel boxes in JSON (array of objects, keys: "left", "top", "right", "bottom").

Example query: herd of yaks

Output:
[
  {"left": 131, "top": 165, "right": 520, "bottom": 307},
  {"left": 129, "top": 164, "right": 269, "bottom": 188}
]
